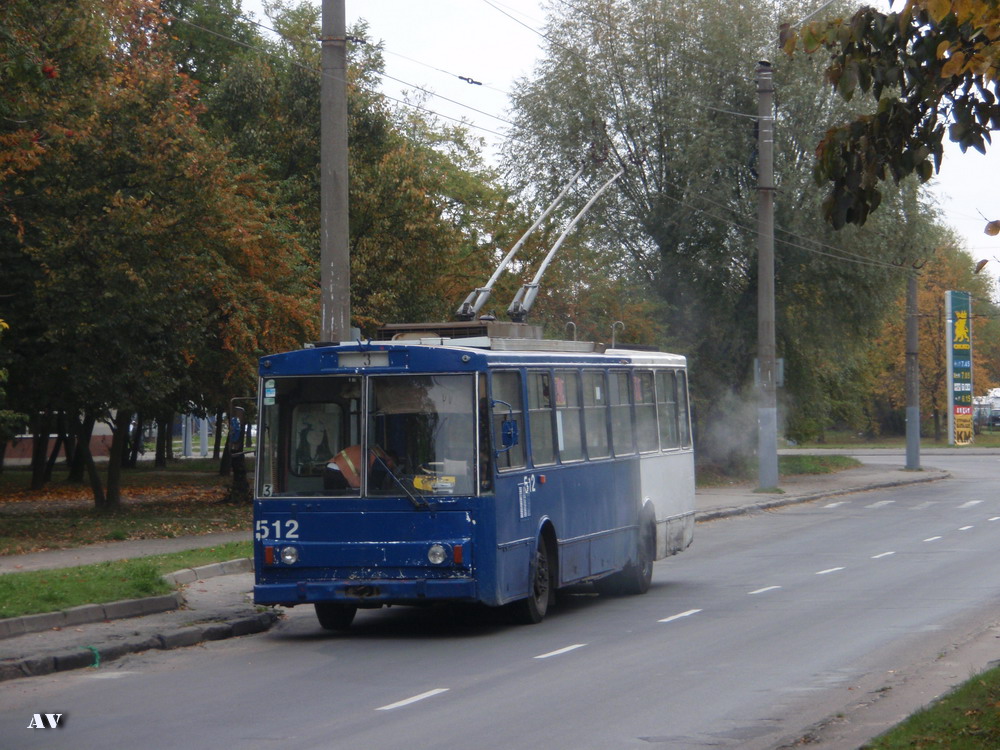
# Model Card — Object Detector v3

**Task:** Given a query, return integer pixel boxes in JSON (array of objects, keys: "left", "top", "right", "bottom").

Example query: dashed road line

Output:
[
  {"left": 959, "top": 526, "right": 974, "bottom": 531},
  {"left": 872, "top": 551, "right": 895, "bottom": 559},
  {"left": 534, "top": 644, "right": 586, "bottom": 660},
  {"left": 823, "top": 501, "right": 848, "bottom": 508},
  {"left": 923, "top": 536, "right": 942, "bottom": 542},
  {"left": 816, "top": 567, "right": 845, "bottom": 575},
  {"left": 376, "top": 688, "right": 450, "bottom": 711},
  {"left": 658, "top": 609, "right": 701, "bottom": 624},
  {"left": 866, "top": 500, "right": 895, "bottom": 509},
  {"left": 958, "top": 501, "right": 983, "bottom": 509},
  {"left": 748, "top": 586, "right": 781, "bottom": 595}
]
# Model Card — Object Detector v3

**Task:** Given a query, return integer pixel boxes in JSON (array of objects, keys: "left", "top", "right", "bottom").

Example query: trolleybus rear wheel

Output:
[
  {"left": 315, "top": 602, "right": 358, "bottom": 631},
  {"left": 510, "top": 538, "right": 553, "bottom": 624},
  {"left": 595, "top": 517, "right": 654, "bottom": 596}
]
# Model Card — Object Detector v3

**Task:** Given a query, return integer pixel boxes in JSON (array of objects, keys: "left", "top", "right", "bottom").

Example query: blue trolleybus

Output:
[{"left": 252, "top": 321, "right": 694, "bottom": 629}]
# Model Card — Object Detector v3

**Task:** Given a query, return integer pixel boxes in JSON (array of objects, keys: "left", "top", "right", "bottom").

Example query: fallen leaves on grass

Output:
[{"left": 0, "top": 484, "right": 250, "bottom": 556}]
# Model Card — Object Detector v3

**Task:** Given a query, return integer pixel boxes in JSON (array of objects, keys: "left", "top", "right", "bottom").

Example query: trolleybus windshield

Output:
[{"left": 257, "top": 373, "right": 477, "bottom": 498}]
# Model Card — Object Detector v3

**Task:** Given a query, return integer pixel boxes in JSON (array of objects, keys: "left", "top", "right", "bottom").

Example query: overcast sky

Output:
[{"left": 239, "top": 0, "right": 1000, "bottom": 285}]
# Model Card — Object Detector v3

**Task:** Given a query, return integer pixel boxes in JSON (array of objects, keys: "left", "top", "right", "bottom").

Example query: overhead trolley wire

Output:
[
  {"left": 657, "top": 173, "right": 905, "bottom": 270},
  {"left": 181, "top": 6, "right": 905, "bottom": 274},
  {"left": 238, "top": 12, "right": 512, "bottom": 95},
  {"left": 170, "top": 15, "right": 524, "bottom": 143},
  {"left": 659, "top": 188, "right": 905, "bottom": 271}
]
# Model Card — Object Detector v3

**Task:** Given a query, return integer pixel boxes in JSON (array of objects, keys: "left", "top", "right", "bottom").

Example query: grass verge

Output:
[
  {"left": 864, "top": 665, "right": 1000, "bottom": 748},
  {"left": 696, "top": 454, "right": 862, "bottom": 488},
  {"left": 779, "top": 454, "right": 860, "bottom": 475},
  {"left": 0, "top": 541, "right": 252, "bottom": 619}
]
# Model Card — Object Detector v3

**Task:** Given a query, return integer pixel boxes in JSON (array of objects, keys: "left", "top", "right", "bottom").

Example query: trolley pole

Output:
[
  {"left": 320, "top": 0, "right": 350, "bottom": 342},
  {"left": 756, "top": 61, "right": 779, "bottom": 490}
]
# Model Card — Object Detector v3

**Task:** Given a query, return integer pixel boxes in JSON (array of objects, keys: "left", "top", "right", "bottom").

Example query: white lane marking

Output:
[
  {"left": 376, "top": 688, "right": 449, "bottom": 711},
  {"left": 534, "top": 644, "right": 586, "bottom": 660},
  {"left": 990, "top": 517, "right": 1000, "bottom": 522},
  {"left": 748, "top": 586, "right": 781, "bottom": 595},
  {"left": 816, "top": 567, "right": 845, "bottom": 575},
  {"left": 911, "top": 501, "right": 937, "bottom": 510},
  {"left": 866, "top": 500, "right": 895, "bottom": 509},
  {"left": 959, "top": 501, "right": 983, "bottom": 509},
  {"left": 924, "top": 536, "right": 942, "bottom": 542},
  {"left": 872, "top": 551, "right": 895, "bottom": 559},
  {"left": 658, "top": 609, "right": 702, "bottom": 623},
  {"left": 959, "top": 526, "right": 974, "bottom": 531},
  {"left": 824, "top": 501, "right": 848, "bottom": 508}
]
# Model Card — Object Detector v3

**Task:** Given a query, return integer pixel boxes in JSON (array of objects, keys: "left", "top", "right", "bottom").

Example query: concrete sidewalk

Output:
[{"left": 0, "top": 460, "right": 950, "bottom": 682}]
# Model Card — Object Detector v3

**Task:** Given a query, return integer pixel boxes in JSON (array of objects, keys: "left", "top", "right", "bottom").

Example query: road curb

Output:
[
  {"left": 0, "top": 557, "right": 254, "bottom": 640},
  {"left": 0, "top": 610, "right": 279, "bottom": 683},
  {"left": 695, "top": 470, "right": 951, "bottom": 522}
]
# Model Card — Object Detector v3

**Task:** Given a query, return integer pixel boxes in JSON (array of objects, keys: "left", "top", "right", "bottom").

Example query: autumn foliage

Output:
[{"left": 783, "top": 0, "right": 1000, "bottom": 229}]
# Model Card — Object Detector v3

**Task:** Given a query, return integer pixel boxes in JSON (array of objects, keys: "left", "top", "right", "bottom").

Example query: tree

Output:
[
  {"left": 160, "top": 0, "right": 261, "bottom": 87},
  {"left": 782, "top": 0, "right": 1000, "bottom": 229},
  {"left": 0, "top": 320, "right": 27, "bottom": 466},
  {"left": 0, "top": 0, "right": 314, "bottom": 506},
  {"left": 201, "top": 8, "right": 513, "bottom": 332},
  {"left": 867, "top": 239, "right": 1000, "bottom": 438},
  {"left": 502, "top": 0, "right": 933, "bottom": 462}
]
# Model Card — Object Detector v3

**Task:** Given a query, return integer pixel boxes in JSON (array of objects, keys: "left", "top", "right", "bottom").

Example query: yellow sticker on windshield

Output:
[{"left": 413, "top": 475, "right": 456, "bottom": 493}]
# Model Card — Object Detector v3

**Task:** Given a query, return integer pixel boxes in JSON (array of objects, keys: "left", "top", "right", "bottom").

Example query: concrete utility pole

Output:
[
  {"left": 320, "top": 0, "right": 350, "bottom": 342},
  {"left": 905, "top": 272, "right": 921, "bottom": 470},
  {"left": 756, "top": 61, "right": 779, "bottom": 490}
]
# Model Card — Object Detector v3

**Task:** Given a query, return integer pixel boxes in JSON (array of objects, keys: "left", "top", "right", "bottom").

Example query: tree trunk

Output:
[
  {"left": 101, "top": 410, "right": 130, "bottom": 512},
  {"left": 213, "top": 409, "right": 223, "bottom": 460},
  {"left": 29, "top": 410, "right": 51, "bottom": 490},
  {"left": 78, "top": 411, "right": 105, "bottom": 507},
  {"left": 69, "top": 412, "right": 95, "bottom": 483},
  {"left": 154, "top": 416, "right": 167, "bottom": 467},
  {"left": 124, "top": 412, "right": 144, "bottom": 468},
  {"left": 43, "top": 411, "right": 68, "bottom": 482},
  {"left": 63, "top": 429, "right": 76, "bottom": 470},
  {"left": 220, "top": 412, "right": 232, "bottom": 476},
  {"left": 166, "top": 415, "right": 174, "bottom": 460}
]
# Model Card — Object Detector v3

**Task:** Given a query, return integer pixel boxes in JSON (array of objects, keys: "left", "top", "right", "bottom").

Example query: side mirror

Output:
[
  {"left": 501, "top": 418, "right": 519, "bottom": 449},
  {"left": 491, "top": 399, "right": 519, "bottom": 454}
]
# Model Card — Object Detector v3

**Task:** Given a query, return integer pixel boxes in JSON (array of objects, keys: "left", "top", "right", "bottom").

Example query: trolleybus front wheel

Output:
[
  {"left": 315, "top": 602, "right": 358, "bottom": 631},
  {"left": 510, "top": 537, "right": 554, "bottom": 625}
]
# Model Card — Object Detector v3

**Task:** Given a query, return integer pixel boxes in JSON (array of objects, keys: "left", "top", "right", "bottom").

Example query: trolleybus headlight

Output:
[
  {"left": 280, "top": 546, "right": 299, "bottom": 565},
  {"left": 427, "top": 544, "right": 447, "bottom": 565}
]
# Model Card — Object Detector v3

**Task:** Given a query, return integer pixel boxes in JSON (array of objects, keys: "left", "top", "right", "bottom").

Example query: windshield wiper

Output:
[{"left": 370, "top": 449, "right": 430, "bottom": 510}]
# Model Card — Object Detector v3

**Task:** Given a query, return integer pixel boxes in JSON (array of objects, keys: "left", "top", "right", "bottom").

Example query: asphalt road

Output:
[{"left": 4, "top": 452, "right": 1000, "bottom": 750}]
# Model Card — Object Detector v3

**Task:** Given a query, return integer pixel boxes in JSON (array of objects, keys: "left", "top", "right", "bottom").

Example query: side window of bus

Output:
[
  {"left": 609, "top": 370, "right": 635, "bottom": 456},
  {"left": 527, "top": 371, "right": 556, "bottom": 466},
  {"left": 656, "top": 370, "right": 680, "bottom": 449},
  {"left": 582, "top": 370, "right": 610, "bottom": 459},
  {"left": 634, "top": 371, "right": 658, "bottom": 452},
  {"left": 677, "top": 370, "right": 692, "bottom": 447},
  {"left": 554, "top": 370, "right": 584, "bottom": 462},
  {"left": 491, "top": 371, "right": 525, "bottom": 471}
]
